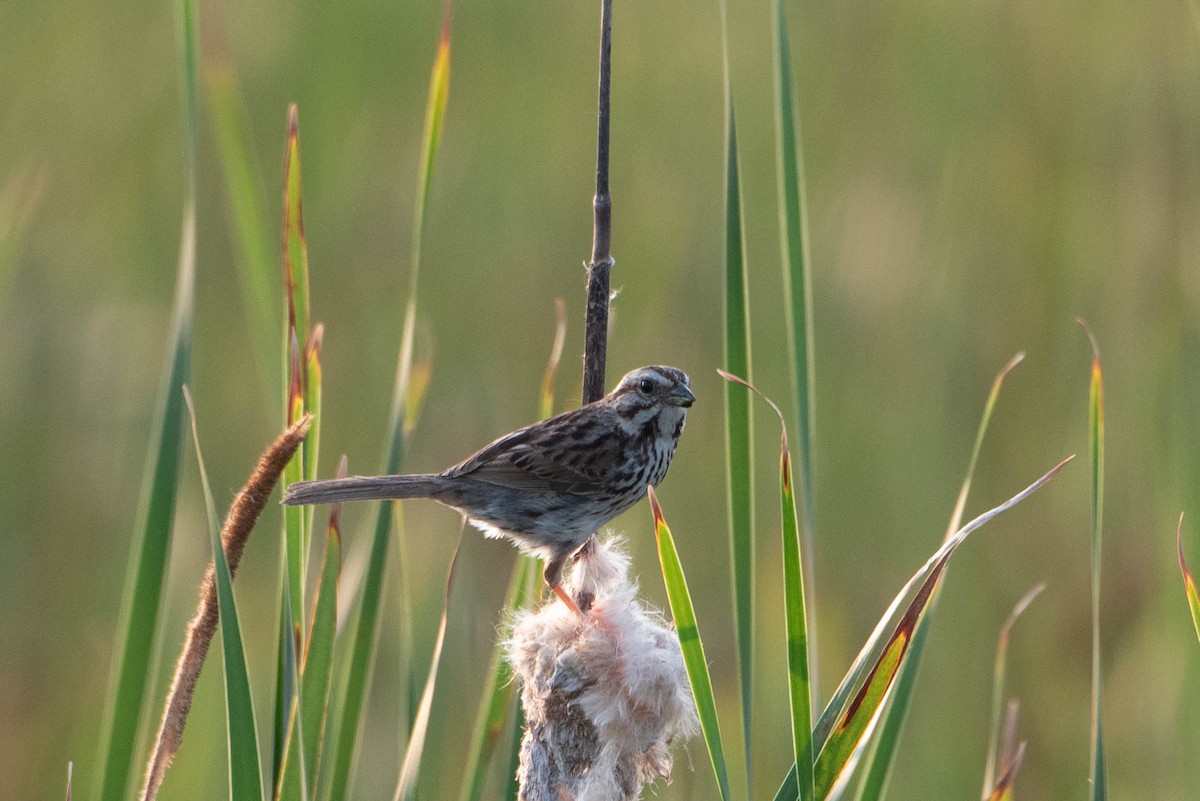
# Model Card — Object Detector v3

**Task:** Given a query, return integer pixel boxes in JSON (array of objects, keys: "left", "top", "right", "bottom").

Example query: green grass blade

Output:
[
  {"left": 1178, "top": 515, "right": 1200, "bottom": 644},
  {"left": 325, "top": 18, "right": 451, "bottom": 801},
  {"left": 982, "top": 585, "right": 1043, "bottom": 795},
  {"left": 722, "top": 91, "right": 755, "bottom": 773},
  {"left": 275, "top": 592, "right": 306, "bottom": 801},
  {"left": 184, "top": 391, "right": 265, "bottom": 801},
  {"left": 276, "top": 106, "right": 313, "bottom": 796},
  {"left": 780, "top": 435, "right": 813, "bottom": 798},
  {"left": 300, "top": 457, "right": 345, "bottom": 795},
  {"left": 273, "top": 333, "right": 306, "bottom": 795},
  {"left": 457, "top": 556, "right": 539, "bottom": 801},
  {"left": 1081, "top": 322, "right": 1107, "bottom": 800},
  {"left": 773, "top": 0, "right": 819, "bottom": 696},
  {"left": 393, "top": 534, "right": 463, "bottom": 801},
  {"left": 96, "top": 1, "right": 197, "bottom": 798},
  {"left": 771, "top": 458, "right": 1072, "bottom": 801},
  {"left": 853, "top": 354, "right": 1023, "bottom": 801},
  {"left": 204, "top": 25, "right": 277, "bottom": 400},
  {"left": 282, "top": 107, "right": 312, "bottom": 630},
  {"left": 283, "top": 105, "right": 311, "bottom": 356},
  {"left": 649, "top": 487, "right": 732, "bottom": 801},
  {"left": 719, "top": 371, "right": 812, "bottom": 799}
]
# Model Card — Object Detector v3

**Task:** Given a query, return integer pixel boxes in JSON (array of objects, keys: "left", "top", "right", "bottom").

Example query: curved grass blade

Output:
[
  {"left": 96, "top": 2, "right": 197, "bottom": 798},
  {"left": 393, "top": 530, "right": 463, "bottom": 801},
  {"left": 649, "top": 487, "right": 732, "bottom": 801},
  {"left": 203, "top": 19, "right": 277, "bottom": 400},
  {"left": 772, "top": 457, "right": 1072, "bottom": 801},
  {"left": 325, "top": 14, "right": 451, "bottom": 801},
  {"left": 1080, "top": 321, "right": 1107, "bottom": 800},
  {"left": 719, "top": 371, "right": 812, "bottom": 799},
  {"left": 1177, "top": 515, "right": 1200, "bottom": 644},
  {"left": 982, "top": 585, "right": 1043, "bottom": 795},
  {"left": 459, "top": 305, "right": 566, "bottom": 801},
  {"left": 184, "top": 391, "right": 265, "bottom": 801},
  {"left": 854, "top": 353, "right": 1024, "bottom": 801},
  {"left": 773, "top": 0, "right": 819, "bottom": 696}
]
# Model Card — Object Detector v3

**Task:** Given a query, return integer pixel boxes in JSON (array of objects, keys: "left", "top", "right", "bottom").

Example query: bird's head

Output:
[{"left": 608, "top": 365, "right": 694, "bottom": 436}]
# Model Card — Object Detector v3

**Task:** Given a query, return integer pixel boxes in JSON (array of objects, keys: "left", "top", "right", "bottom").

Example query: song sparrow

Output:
[{"left": 283, "top": 365, "right": 694, "bottom": 615}]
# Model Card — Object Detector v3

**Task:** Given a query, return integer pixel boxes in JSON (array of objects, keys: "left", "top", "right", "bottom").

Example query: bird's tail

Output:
[{"left": 282, "top": 474, "right": 444, "bottom": 505}]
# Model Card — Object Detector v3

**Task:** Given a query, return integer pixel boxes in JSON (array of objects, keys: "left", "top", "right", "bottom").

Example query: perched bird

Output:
[{"left": 283, "top": 365, "right": 694, "bottom": 615}]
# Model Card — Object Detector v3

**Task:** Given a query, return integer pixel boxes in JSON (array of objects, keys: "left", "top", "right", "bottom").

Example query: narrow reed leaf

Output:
[
  {"left": 271, "top": 586, "right": 297, "bottom": 791},
  {"left": 303, "top": 325, "right": 324, "bottom": 540},
  {"left": 392, "top": 533, "right": 462, "bottom": 801},
  {"left": 854, "top": 353, "right": 1024, "bottom": 801},
  {"left": 412, "top": 3, "right": 452, "bottom": 273},
  {"left": 275, "top": 592, "right": 305, "bottom": 801},
  {"left": 204, "top": 25, "right": 277, "bottom": 398},
  {"left": 459, "top": 310, "right": 567, "bottom": 801},
  {"left": 813, "top": 549, "right": 946, "bottom": 795},
  {"left": 772, "top": 0, "right": 819, "bottom": 693},
  {"left": 97, "top": 1, "right": 197, "bottom": 797},
  {"left": 722, "top": 93, "right": 756, "bottom": 771},
  {"left": 282, "top": 104, "right": 310, "bottom": 349},
  {"left": 649, "top": 487, "right": 733, "bottom": 801},
  {"left": 283, "top": 329, "right": 307, "bottom": 638},
  {"left": 300, "top": 456, "right": 345, "bottom": 795},
  {"left": 276, "top": 104, "right": 312, "bottom": 793},
  {"left": 983, "top": 585, "right": 1043, "bottom": 795},
  {"left": 327, "top": 17, "right": 451, "bottom": 800},
  {"left": 1080, "top": 320, "right": 1107, "bottom": 800},
  {"left": 1178, "top": 515, "right": 1200, "bottom": 644},
  {"left": 718, "top": 371, "right": 812, "bottom": 799},
  {"left": 772, "top": 458, "right": 1072, "bottom": 801},
  {"left": 184, "top": 391, "right": 265, "bottom": 801}
]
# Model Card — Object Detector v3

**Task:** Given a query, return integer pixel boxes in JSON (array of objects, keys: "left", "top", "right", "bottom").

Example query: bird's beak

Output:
[{"left": 669, "top": 384, "right": 695, "bottom": 408}]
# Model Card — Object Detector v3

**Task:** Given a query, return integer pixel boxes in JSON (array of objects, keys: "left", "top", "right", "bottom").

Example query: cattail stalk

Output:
[{"left": 139, "top": 414, "right": 312, "bottom": 801}]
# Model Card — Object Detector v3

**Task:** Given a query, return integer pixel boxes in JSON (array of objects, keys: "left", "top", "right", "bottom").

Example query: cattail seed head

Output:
[{"left": 506, "top": 535, "right": 698, "bottom": 801}]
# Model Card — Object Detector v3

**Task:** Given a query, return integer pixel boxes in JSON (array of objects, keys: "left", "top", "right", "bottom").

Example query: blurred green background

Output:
[{"left": 3, "top": 0, "right": 1200, "bottom": 798}]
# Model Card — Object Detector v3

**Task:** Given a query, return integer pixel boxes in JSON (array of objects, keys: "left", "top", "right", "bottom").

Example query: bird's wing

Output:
[{"left": 442, "top": 415, "right": 611, "bottom": 495}]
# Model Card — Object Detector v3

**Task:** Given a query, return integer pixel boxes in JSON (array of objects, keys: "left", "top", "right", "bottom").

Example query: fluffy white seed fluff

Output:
[{"left": 505, "top": 535, "right": 699, "bottom": 801}]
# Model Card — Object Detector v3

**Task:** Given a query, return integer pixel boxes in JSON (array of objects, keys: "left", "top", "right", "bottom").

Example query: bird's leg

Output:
[
  {"left": 550, "top": 582, "right": 584, "bottom": 618},
  {"left": 544, "top": 555, "right": 585, "bottom": 618}
]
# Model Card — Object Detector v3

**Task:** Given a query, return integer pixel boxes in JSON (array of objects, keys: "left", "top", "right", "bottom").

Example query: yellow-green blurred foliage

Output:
[{"left": 2, "top": 0, "right": 1199, "bottom": 798}]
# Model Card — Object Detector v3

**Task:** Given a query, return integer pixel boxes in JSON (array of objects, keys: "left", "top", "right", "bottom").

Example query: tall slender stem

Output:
[{"left": 582, "top": 0, "right": 613, "bottom": 405}]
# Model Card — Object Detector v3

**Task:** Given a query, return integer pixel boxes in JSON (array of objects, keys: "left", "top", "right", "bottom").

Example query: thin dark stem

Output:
[{"left": 582, "top": 0, "right": 613, "bottom": 405}]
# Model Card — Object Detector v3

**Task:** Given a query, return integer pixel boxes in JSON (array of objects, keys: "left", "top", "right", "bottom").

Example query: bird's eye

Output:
[{"left": 638, "top": 378, "right": 654, "bottom": 394}]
